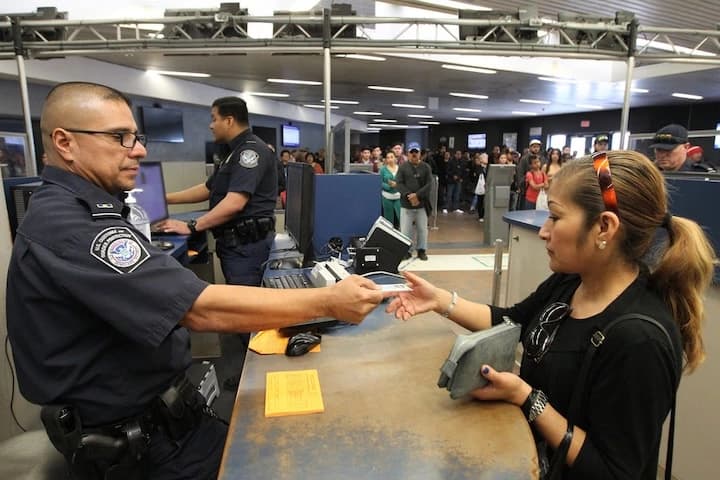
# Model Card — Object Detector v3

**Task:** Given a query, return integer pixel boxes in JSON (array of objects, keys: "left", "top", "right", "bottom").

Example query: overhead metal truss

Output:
[{"left": 0, "top": 13, "right": 719, "bottom": 63}]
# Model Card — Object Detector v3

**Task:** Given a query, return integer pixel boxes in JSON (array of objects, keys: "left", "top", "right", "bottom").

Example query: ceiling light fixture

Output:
[
  {"left": 392, "top": 103, "right": 426, "bottom": 109},
  {"left": 456, "top": 117, "right": 480, "bottom": 121},
  {"left": 368, "top": 85, "right": 414, "bottom": 92},
  {"left": 453, "top": 107, "right": 482, "bottom": 113},
  {"left": 511, "top": 111, "right": 538, "bottom": 116},
  {"left": 519, "top": 99, "right": 551, "bottom": 105},
  {"left": 538, "top": 76, "right": 577, "bottom": 84},
  {"left": 304, "top": 104, "right": 339, "bottom": 109},
  {"left": 369, "top": 124, "right": 409, "bottom": 128},
  {"left": 354, "top": 111, "right": 383, "bottom": 115},
  {"left": 337, "top": 54, "right": 386, "bottom": 61},
  {"left": 321, "top": 99, "right": 360, "bottom": 105},
  {"left": 449, "top": 92, "right": 489, "bottom": 99},
  {"left": 408, "top": 114, "right": 434, "bottom": 118},
  {"left": 419, "top": 121, "right": 440, "bottom": 125},
  {"left": 672, "top": 92, "right": 703, "bottom": 100},
  {"left": 442, "top": 64, "right": 496, "bottom": 75},
  {"left": 372, "top": 119, "right": 398, "bottom": 123},
  {"left": 576, "top": 104, "right": 603, "bottom": 110},
  {"left": 630, "top": 88, "right": 650, "bottom": 93},
  {"left": 147, "top": 69, "right": 210, "bottom": 78},
  {"left": 243, "top": 92, "right": 289, "bottom": 98},
  {"left": 268, "top": 78, "right": 322, "bottom": 85}
]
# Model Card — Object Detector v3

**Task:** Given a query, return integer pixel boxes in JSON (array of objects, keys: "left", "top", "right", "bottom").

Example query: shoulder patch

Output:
[
  {"left": 239, "top": 149, "right": 260, "bottom": 168},
  {"left": 90, "top": 227, "right": 150, "bottom": 274}
]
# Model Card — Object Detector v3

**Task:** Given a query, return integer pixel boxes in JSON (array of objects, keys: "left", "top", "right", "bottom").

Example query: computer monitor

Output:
[
  {"left": 134, "top": 162, "right": 169, "bottom": 224},
  {"left": 285, "top": 162, "right": 315, "bottom": 265}
]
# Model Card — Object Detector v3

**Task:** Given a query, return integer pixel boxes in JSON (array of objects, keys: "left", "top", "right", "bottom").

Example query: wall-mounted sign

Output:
[{"left": 580, "top": 120, "right": 591, "bottom": 128}]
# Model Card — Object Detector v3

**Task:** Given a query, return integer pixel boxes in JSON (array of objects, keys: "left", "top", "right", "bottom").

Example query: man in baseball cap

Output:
[
  {"left": 649, "top": 124, "right": 692, "bottom": 171},
  {"left": 593, "top": 134, "right": 609, "bottom": 153},
  {"left": 407, "top": 142, "right": 421, "bottom": 153}
]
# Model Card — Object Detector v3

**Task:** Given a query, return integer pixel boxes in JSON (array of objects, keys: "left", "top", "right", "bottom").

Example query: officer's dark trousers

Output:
[
  {"left": 142, "top": 414, "right": 228, "bottom": 480},
  {"left": 216, "top": 232, "right": 274, "bottom": 287}
]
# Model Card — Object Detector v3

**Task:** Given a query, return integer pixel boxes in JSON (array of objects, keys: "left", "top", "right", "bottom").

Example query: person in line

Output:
[
  {"left": 379, "top": 150, "right": 401, "bottom": 228},
  {"left": 543, "top": 148, "right": 564, "bottom": 184},
  {"left": 305, "top": 151, "right": 324, "bottom": 174},
  {"left": 469, "top": 152, "right": 488, "bottom": 222},
  {"left": 387, "top": 150, "right": 715, "bottom": 479},
  {"left": 593, "top": 134, "right": 609, "bottom": 153},
  {"left": 395, "top": 142, "right": 432, "bottom": 261},
  {"left": 524, "top": 154, "right": 548, "bottom": 210},
  {"left": 6, "top": 82, "right": 386, "bottom": 480}
]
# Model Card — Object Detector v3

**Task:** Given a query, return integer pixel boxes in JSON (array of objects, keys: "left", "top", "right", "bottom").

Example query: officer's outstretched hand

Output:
[{"left": 325, "top": 275, "right": 387, "bottom": 324}]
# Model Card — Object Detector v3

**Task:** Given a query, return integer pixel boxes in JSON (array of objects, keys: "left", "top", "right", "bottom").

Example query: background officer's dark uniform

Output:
[
  {"left": 7, "top": 166, "right": 227, "bottom": 479},
  {"left": 206, "top": 128, "right": 277, "bottom": 287}
]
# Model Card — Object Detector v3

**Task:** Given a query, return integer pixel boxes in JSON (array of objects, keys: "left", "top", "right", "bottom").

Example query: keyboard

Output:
[{"left": 265, "top": 272, "right": 311, "bottom": 289}]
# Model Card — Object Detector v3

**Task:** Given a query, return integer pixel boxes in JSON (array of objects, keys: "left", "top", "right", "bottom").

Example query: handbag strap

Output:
[{"left": 551, "top": 313, "right": 678, "bottom": 480}]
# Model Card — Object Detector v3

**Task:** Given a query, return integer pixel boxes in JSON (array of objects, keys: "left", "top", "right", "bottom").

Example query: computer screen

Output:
[
  {"left": 134, "top": 162, "right": 169, "bottom": 224},
  {"left": 140, "top": 106, "right": 184, "bottom": 143},
  {"left": 468, "top": 133, "right": 487, "bottom": 150},
  {"left": 285, "top": 162, "right": 315, "bottom": 264},
  {"left": 282, "top": 124, "right": 300, "bottom": 148}
]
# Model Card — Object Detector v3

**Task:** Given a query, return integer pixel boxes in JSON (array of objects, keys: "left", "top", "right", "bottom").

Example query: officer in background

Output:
[
  {"left": 160, "top": 96, "right": 277, "bottom": 288},
  {"left": 159, "top": 97, "right": 277, "bottom": 389},
  {"left": 650, "top": 123, "right": 715, "bottom": 172},
  {"left": 6, "top": 82, "right": 384, "bottom": 480}
]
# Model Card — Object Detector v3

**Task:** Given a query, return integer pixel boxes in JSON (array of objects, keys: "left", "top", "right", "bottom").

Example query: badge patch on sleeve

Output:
[
  {"left": 239, "top": 149, "right": 260, "bottom": 168},
  {"left": 90, "top": 227, "right": 150, "bottom": 274}
]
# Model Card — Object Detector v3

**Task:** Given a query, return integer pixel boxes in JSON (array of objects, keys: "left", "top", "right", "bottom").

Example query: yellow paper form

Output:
[{"left": 265, "top": 369, "right": 325, "bottom": 417}]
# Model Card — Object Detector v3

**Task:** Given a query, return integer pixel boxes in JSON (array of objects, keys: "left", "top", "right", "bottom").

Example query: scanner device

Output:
[{"left": 309, "top": 258, "right": 350, "bottom": 286}]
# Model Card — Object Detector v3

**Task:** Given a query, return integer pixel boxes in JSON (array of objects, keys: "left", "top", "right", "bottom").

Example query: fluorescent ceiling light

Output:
[
  {"left": 456, "top": 117, "right": 480, "bottom": 121},
  {"left": 453, "top": 107, "right": 482, "bottom": 113},
  {"left": 442, "top": 64, "right": 496, "bottom": 75},
  {"left": 512, "top": 111, "right": 538, "bottom": 116},
  {"left": 354, "top": 111, "right": 383, "bottom": 115},
  {"left": 419, "top": 121, "right": 440, "bottom": 125},
  {"left": 244, "top": 92, "right": 289, "bottom": 98},
  {"left": 368, "top": 85, "right": 414, "bottom": 92},
  {"left": 408, "top": 114, "right": 434, "bottom": 118},
  {"left": 337, "top": 54, "right": 386, "bottom": 61},
  {"left": 373, "top": 119, "right": 398, "bottom": 123},
  {"left": 672, "top": 92, "right": 703, "bottom": 100},
  {"left": 147, "top": 69, "right": 210, "bottom": 78},
  {"left": 576, "top": 104, "right": 603, "bottom": 110},
  {"left": 538, "top": 76, "right": 577, "bottom": 84},
  {"left": 449, "top": 92, "right": 489, "bottom": 99},
  {"left": 519, "top": 99, "right": 551, "bottom": 105},
  {"left": 369, "top": 124, "right": 409, "bottom": 128},
  {"left": 616, "top": 83, "right": 649, "bottom": 93},
  {"left": 367, "top": 129, "right": 381, "bottom": 132},
  {"left": 268, "top": 78, "right": 322, "bottom": 86},
  {"left": 321, "top": 99, "right": 360, "bottom": 105},
  {"left": 392, "top": 103, "right": 426, "bottom": 109},
  {"left": 304, "top": 104, "right": 339, "bottom": 109}
]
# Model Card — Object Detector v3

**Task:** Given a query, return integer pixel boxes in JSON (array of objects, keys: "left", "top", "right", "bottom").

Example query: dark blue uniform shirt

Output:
[
  {"left": 205, "top": 129, "right": 277, "bottom": 225},
  {"left": 6, "top": 166, "right": 209, "bottom": 426}
]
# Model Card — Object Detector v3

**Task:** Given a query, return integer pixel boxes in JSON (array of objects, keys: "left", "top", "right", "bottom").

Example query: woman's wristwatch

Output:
[
  {"left": 521, "top": 388, "right": 548, "bottom": 423},
  {"left": 186, "top": 219, "right": 198, "bottom": 234}
]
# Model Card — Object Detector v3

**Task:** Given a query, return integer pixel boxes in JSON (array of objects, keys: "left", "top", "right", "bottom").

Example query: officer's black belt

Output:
[
  {"left": 41, "top": 374, "right": 208, "bottom": 479},
  {"left": 212, "top": 216, "right": 275, "bottom": 245}
]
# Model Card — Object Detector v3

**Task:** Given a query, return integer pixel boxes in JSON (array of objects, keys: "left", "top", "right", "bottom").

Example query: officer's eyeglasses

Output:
[
  {"left": 62, "top": 129, "right": 148, "bottom": 149},
  {"left": 525, "top": 302, "right": 572, "bottom": 364}
]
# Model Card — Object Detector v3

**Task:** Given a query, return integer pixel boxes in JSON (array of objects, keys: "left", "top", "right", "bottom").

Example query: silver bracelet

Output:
[
  {"left": 442, "top": 291, "right": 458, "bottom": 318},
  {"left": 528, "top": 390, "right": 548, "bottom": 423}
]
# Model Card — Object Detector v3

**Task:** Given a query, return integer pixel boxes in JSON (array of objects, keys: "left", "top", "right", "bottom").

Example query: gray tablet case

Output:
[{"left": 438, "top": 318, "right": 521, "bottom": 399}]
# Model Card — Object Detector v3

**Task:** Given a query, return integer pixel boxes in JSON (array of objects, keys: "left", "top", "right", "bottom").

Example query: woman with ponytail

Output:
[{"left": 387, "top": 150, "right": 715, "bottom": 479}]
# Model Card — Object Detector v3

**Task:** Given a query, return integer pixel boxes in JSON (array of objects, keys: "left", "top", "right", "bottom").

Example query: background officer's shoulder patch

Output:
[
  {"left": 90, "top": 226, "right": 150, "bottom": 274},
  {"left": 239, "top": 149, "right": 260, "bottom": 168}
]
